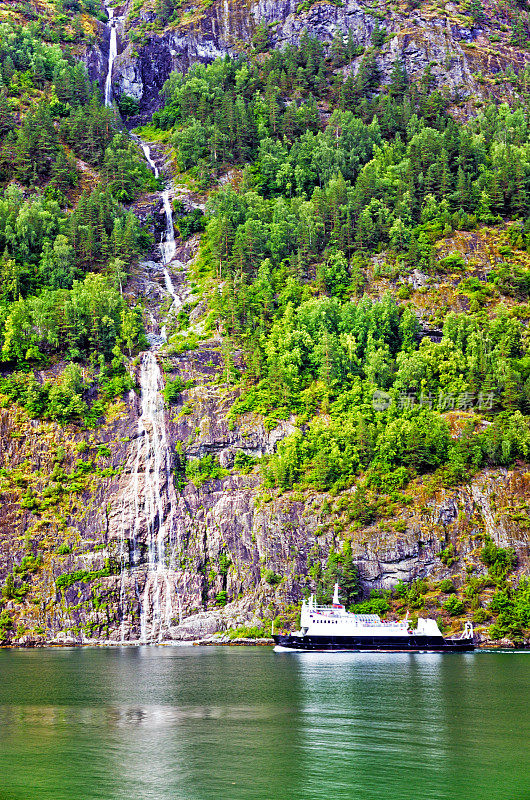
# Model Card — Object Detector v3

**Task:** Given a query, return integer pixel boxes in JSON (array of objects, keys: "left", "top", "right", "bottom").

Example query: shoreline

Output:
[{"left": 1, "top": 639, "right": 528, "bottom": 651}]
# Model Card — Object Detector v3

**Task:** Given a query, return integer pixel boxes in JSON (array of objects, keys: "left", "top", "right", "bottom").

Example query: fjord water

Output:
[{"left": 0, "top": 648, "right": 528, "bottom": 800}]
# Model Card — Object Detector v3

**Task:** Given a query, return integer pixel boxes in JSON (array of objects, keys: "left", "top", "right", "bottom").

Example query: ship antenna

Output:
[{"left": 333, "top": 584, "right": 340, "bottom": 605}]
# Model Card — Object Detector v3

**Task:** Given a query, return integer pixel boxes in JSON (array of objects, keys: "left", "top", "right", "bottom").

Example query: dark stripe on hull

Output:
[{"left": 273, "top": 634, "right": 474, "bottom": 652}]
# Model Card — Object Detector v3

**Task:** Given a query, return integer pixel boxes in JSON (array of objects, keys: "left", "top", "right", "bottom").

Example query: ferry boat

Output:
[{"left": 273, "top": 585, "right": 474, "bottom": 652}]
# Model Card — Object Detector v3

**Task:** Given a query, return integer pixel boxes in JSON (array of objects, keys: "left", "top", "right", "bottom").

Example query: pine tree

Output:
[
  {"left": 156, "top": 0, "right": 174, "bottom": 26},
  {"left": 0, "top": 92, "right": 14, "bottom": 136},
  {"left": 252, "top": 23, "right": 269, "bottom": 53},
  {"left": 346, "top": 29, "right": 358, "bottom": 61},
  {"left": 371, "top": 22, "right": 386, "bottom": 47},
  {"left": 73, "top": 14, "right": 84, "bottom": 40},
  {"left": 15, "top": 130, "right": 33, "bottom": 184},
  {"left": 514, "top": 159, "right": 528, "bottom": 217},
  {"left": 340, "top": 73, "right": 356, "bottom": 110},
  {"left": 510, "top": 15, "right": 528, "bottom": 47},
  {"left": 340, "top": 541, "right": 360, "bottom": 606},
  {"left": 331, "top": 29, "right": 346, "bottom": 67},
  {"left": 469, "top": 0, "right": 486, "bottom": 24},
  {"left": 282, "top": 102, "right": 296, "bottom": 142},
  {"left": 389, "top": 59, "right": 408, "bottom": 98},
  {"left": 2, "top": 56, "right": 15, "bottom": 85},
  {"left": 2, "top": 573, "right": 15, "bottom": 600}
]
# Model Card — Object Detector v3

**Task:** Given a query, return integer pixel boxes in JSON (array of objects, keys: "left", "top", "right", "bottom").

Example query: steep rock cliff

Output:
[{"left": 104, "top": 0, "right": 530, "bottom": 116}]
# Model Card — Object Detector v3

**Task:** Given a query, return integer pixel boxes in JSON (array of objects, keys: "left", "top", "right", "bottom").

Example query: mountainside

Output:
[
  {"left": 105, "top": 0, "right": 530, "bottom": 116},
  {"left": 0, "top": 0, "right": 530, "bottom": 648}
]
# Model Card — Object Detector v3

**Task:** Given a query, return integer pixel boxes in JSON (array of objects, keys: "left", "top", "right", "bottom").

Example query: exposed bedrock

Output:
[{"left": 105, "top": 0, "right": 529, "bottom": 116}]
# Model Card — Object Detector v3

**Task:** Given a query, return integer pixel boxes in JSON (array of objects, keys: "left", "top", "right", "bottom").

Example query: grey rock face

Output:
[
  {"left": 108, "top": 0, "right": 489, "bottom": 114},
  {"left": 82, "top": 25, "right": 110, "bottom": 91}
]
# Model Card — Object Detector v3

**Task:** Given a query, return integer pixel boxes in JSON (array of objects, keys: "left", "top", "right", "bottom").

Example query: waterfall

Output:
[
  {"left": 160, "top": 190, "right": 177, "bottom": 265},
  {"left": 105, "top": 6, "right": 117, "bottom": 107},
  {"left": 131, "top": 134, "right": 160, "bottom": 179},
  {"left": 116, "top": 138, "right": 186, "bottom": 643},
  {"left": 164, "top": 268, "right": 180, "bottom": 308},
  {"left": 159, "top": 189, "right": 182, "bottom": 340},
  {"left": 135, "top": 352, "right": 179, "bottom": 643},
  {"left": 118, "top": 349, "right": 181, "bottom": 643},
  {"left": 140, "top": 142, "right": 159, "bottom": 179}
]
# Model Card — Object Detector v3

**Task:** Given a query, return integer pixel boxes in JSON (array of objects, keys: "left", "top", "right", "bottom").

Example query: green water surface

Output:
[{"left": 0, "top": 647, "right": 528, "bottom": 800}]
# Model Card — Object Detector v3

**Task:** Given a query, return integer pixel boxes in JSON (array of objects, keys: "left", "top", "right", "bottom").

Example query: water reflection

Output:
[
  {"left": 288, "top": 651, "right": 529, "bottom": 800},
  {"left": 0, "top": 648, "right": 528, "bottom": 800}
]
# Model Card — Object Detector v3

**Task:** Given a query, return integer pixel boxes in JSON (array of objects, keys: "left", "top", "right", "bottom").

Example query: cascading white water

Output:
[
  {"left": 115, "top": 136, "right": 185, "bottom": 642},
  {"left": 119, "top": 351, "right": 181, "bottom": 644},
  {"left": 135, "top": 351, "right": 180, "bottom": 643},
  {"left": 141, "top": 142, "right": 159, "bottom": 179},
  {"left": 100, "top": 0, "right": 188, "bottom": 635},
  {"left": 160, "top": 190, "right": 177, "bottom": 265},
  {"left": 104, "top": 6, "right": 117, "bottom": 107},
  {"left": 159, "top": 189, "right": 182, "bottom": 340},
  {"left": 131, "top": 134, "right": 160, "bottom": 179}
]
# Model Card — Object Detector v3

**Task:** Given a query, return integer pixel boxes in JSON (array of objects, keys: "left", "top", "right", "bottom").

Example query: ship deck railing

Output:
[
  {"left": 311, "top": 620, "right": 407, "bottom": 626},
  {"left": 309, "top": 610, "right": 408, "bottom": 627}
]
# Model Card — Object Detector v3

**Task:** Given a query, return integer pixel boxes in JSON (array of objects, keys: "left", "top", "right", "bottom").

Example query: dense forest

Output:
[
  {"left": 148, "top": 42, "right": 530, "bottom": 494},
  {"left": 0, "top": 22, "right": 153, "bottom": 422}
]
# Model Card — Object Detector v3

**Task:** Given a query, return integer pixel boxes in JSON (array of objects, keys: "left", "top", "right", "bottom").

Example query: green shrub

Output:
[
  {"left": 219, "top": 552, "right": 231, "bottom": 577},
  {"left": 2, "top": 573, "right": 15, "bottom": 600},
  {"left": 349, "top": 597, "right": 390, "bottom": 615},
  {"left": 393, "top": 579, "right": 429, "bottom": 609},
  {"left": 263, "top": 568, "right": 282, "bottom": 587},
  {"left": 443, "top": 595, "right": 465, "bottom": 616},
  {"left": 185, "top": 454, "right": 228, "bottom": 487},
  {"left": 0, "top": 609, "right": 14, "bottom": 641},
  {"left": 14, "top": 555, "right": 42, "bottom": 575},
  {"left": 473, "top": 608, "right": 489, "bottom": 624},
  {"left": 214, "top": 590, "right": 228, "bottom": 606},
  {"left": 98, "top": 372, "right": 134, "bottom": 401},
  {"left": 176, "top": 209, "right": 205, "bottom": 240},
  {"left": 439, "top": 578, "right": 456, "bottom": 594},
  {"left": 487, "top": 578, "right": 530, "bottom": 642},
  {"left": 233, "top": 450, "right": 256, "bottom": 474},
  {"left": 480, "top": 536, "right": 516, "bottom": 578},
  {"left": 227, "top": 625, "right": 267, "bottom": 639},
  {"left": 118, "top": 94, "right": 140, "bottom": 117},
  {"left": 438, "top": 253, "right": 466, "bottom": 272},
  {"left": 163, "top": 376, "right": 186, "bottom": 404},
  {"left": 75, "top": 459, "right": 94, "bottom": 475},
  {"left": 55, "top": 560, "right": 118, "bottom": 591},
  {"left": 396, "top": 283, "right": 412, "bottom": 300},
  {"left": 439, "top": 543, "right": 458, "bottom": 567}
]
